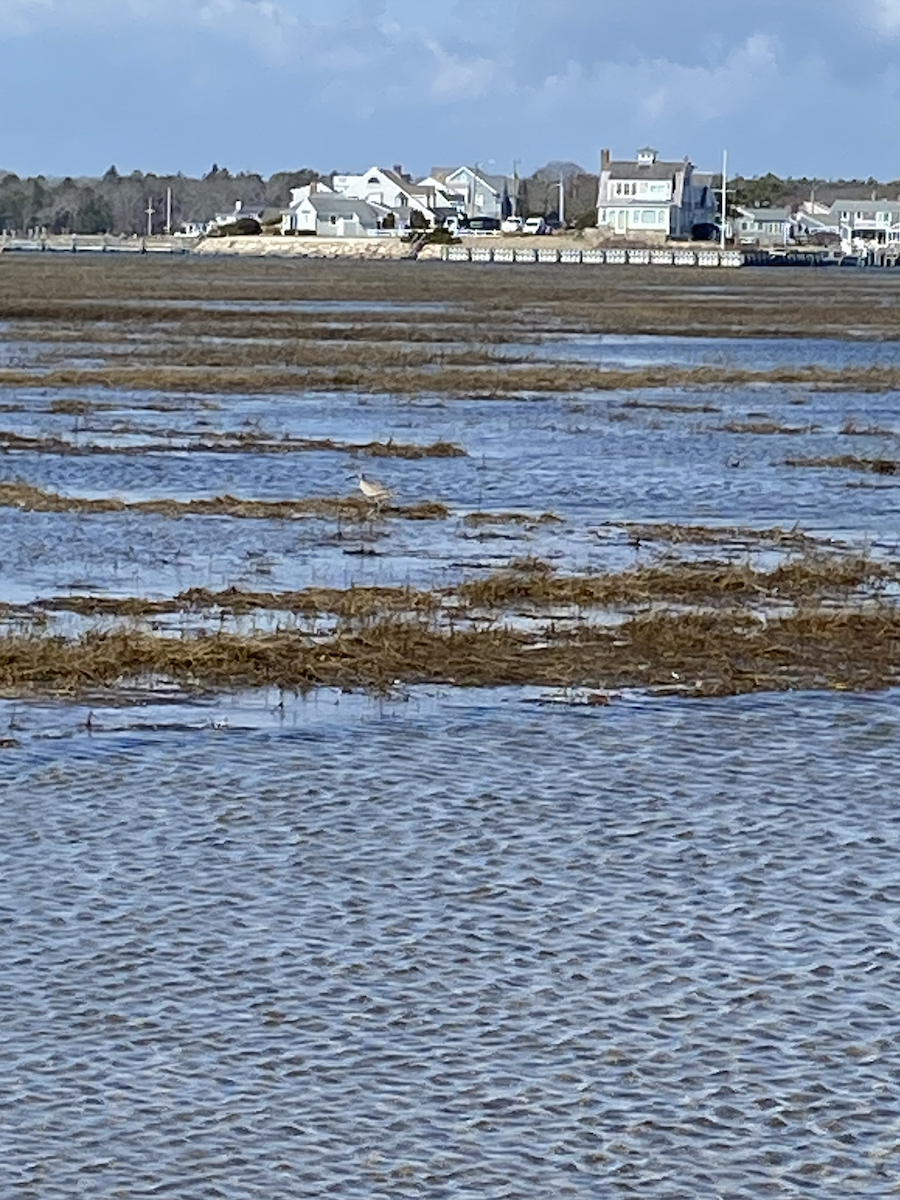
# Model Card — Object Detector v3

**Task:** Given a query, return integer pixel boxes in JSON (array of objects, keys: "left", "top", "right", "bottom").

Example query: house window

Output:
[
  {"left": 330, "top": 215, "right": 337, "bottom": 224},
  {"left": 367, "top": 176, "right": 379, "bottom": 184}
]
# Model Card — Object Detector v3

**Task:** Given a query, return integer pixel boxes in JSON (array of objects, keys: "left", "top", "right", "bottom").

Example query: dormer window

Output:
[{"left": 367, "top": 176, "right": 379, "bottom": 184}]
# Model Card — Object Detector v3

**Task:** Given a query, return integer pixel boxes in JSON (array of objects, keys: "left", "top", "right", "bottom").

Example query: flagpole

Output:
[{"left": 720, "top": 150, "right": 728, "bottom": 251}]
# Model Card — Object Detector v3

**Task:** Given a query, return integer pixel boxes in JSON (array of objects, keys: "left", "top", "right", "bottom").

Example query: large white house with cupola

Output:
[{"left": 596, "top": 147, "right": 717, "bottom": 240}]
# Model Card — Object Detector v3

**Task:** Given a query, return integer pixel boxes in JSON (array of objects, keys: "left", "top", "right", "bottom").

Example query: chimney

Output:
[
  {"left": 601, "top": 148, "right": 610, "bottom": 170},
  {"left": 393, "top": 163, "right": 405, "bottom": 179}
]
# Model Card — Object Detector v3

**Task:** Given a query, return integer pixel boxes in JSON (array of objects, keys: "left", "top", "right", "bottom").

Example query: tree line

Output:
[
  {"left": 0, "top": 162, "right": 605, "bottom": 236},
  {"left": 5, "top": 161, "right": 891, "bottom": 236},
  {"left": 0, "top": 165, "right": 322, "bottom": 236}
]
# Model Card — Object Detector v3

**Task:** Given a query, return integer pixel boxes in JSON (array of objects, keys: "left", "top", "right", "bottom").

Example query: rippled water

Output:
[{"left": 3, "top": 686, "right": 900, "bottom": 1196}]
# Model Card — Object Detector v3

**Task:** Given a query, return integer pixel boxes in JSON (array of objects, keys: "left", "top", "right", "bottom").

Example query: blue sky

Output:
[{"left": 3, "top": 0, "right": 900, "bottom": 179}]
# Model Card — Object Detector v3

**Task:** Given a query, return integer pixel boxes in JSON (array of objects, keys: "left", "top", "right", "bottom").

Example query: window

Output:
[{"left": 367, "top": 176, "right": 379, "bottom": 184}]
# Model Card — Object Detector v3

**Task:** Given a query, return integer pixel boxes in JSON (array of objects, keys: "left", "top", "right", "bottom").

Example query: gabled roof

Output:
[
  {"left": 438, "top": 165, "right": 507, "bottom": 194},
  {"left": 379, "top": 167, "right": 430, "bottom": 197}
]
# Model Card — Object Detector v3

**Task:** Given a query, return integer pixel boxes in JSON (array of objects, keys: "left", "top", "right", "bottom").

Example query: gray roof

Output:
[
  {"left": 606, "top": 160, "right": 687, "bottom": 180},
  {"left": 829, "top": 199, "right": 900, "bottom": 215},
  {"left": 306, "top": 195, "right": 378, "bottom": 220},
  {"left": 738, "top": 207, "right": 792, "bottom": 222},
  {"left": 799, "top": 210, "right": 840, "bottom": 228},
  {"left": 380, "top": 168, "right": 432, "bottom": 199}
]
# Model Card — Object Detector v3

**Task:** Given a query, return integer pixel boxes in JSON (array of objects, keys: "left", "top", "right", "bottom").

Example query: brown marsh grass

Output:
[
  {"left": 4, "top": 257, "right": 900, "bottom": 342},
  {"left": 0, "top": 481, "right": 450, "bottom": 522},
  {"left": 609, "top": 520, "right": 820, "bottom": 548},
  {"left": 5, "top": 361, "right": 900, "bottom": 397},
  {"left": 0, "top": 428, "right": 466, "bottom": 459},
  {"left": 1, "top": 607, "right": 898, "bottom": 696},
  {"left": 6, "top": 552, "right": 892, "bottom": 623}
]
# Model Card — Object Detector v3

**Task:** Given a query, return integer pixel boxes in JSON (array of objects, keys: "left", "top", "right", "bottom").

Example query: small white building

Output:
[
  {"left": 287, "top": 192, "right": 381, "bottom": 238},
  {"left": 596, "top": 147, "right": 717, "bottom": 240}
]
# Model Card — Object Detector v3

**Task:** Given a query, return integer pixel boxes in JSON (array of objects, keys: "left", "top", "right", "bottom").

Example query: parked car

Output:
[
  {"left": 464, "top": 216, "right": 501, "bottom": 233},
  {"left": 501, "top": 216, "right": 523, "bottom": 234},
  {"left": 522, "top": 217, "right": 548, "bottom": 236}
]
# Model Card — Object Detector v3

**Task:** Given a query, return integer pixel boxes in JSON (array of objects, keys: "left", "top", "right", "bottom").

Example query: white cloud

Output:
[
  {"left": 3, "top": 0, "right": 900, "bottom": 177},
  {"left": 869, "top": 0, "right": 900, "bottom": 33},
  {"left": 426, "top": 39, "right": 497, "bottom": 101}
]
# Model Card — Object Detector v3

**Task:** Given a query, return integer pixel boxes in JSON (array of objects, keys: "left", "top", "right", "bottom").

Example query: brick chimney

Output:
[{"left": 600, "top": 148, "right": 610, "bottom": 170}]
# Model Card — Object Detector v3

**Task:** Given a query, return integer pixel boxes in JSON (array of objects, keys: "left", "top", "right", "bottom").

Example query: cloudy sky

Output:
[{"left": 2, "top": 0, "right": 900, "bottom": 179}]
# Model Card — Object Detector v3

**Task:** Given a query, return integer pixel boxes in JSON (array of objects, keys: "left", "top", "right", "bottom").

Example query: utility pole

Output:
[
  {"left": 145, "top": 199, "right": 155, "bottom": 239},
  {"left": 559, "top": 171, "right": 565, "bottom": 226},
  {"left": 165, "top": 187, "right": 172, "bottom": 235},
  {"left": 512, "top": 159, "right": 520, "bottom": 217},
  {"left": 720, "top": 150, "right": 728, "bottom": 251}
]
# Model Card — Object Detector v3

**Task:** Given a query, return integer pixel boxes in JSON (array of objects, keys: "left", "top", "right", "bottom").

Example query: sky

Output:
[{"left": 3, "top": 0, "right": 900, "bottom": 180}]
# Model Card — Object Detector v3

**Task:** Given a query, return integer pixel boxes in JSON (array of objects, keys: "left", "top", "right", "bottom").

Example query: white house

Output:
[
  {"left": 288, "top": 193, "right": 381, "bottom": 238},
  {"left": 828, "top": 199, "right": 900, "bottom": 253},
  {"left": 281, "top": 181, "right": 333, "bottom": 233},
  {"left": 331, "top": 166, "right": 437, "bottom": 227},
  {"left": 596, "top": 147, "right": 717, "bottom": 240}
]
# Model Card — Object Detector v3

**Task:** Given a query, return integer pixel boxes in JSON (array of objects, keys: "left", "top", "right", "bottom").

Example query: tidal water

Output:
[
  {"left": 3, "top": 685, "right": 900, "bottom": 1197},
  {"left": 2, "top": 323, "right": 900, "bottom": 1195}
]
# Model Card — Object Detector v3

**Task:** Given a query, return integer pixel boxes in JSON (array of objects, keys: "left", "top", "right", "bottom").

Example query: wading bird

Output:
[{"left": 356, "top": 471, "right": 394, "bottom": 513}]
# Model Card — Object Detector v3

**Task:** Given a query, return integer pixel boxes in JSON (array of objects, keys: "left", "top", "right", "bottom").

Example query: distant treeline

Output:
[
  {"left": 729, "top": 173, "right": 900, "bottom": 211},
  {"left": 0, "top": 161, "right": 602, "bottom": 235},
  {"left": 0, "top": 165, "right": 323, "bottom": 235},
  {"left": 9, "top": 162, "right": 887, "bottom": 236}
]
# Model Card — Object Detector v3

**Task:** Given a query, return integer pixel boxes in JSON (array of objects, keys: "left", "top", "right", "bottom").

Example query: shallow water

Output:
[
  {"left": 516, "top": 332, "right": 900, "bottom": 370},
  {"left": 3, "top": 685, "right": 900, "bottom": 1197},
  {"left": 3, "top": 303, "right": 900, "bottom": 1195},
  {"left": 1, "top": 378, "right": 898, "bottom": 603}
]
